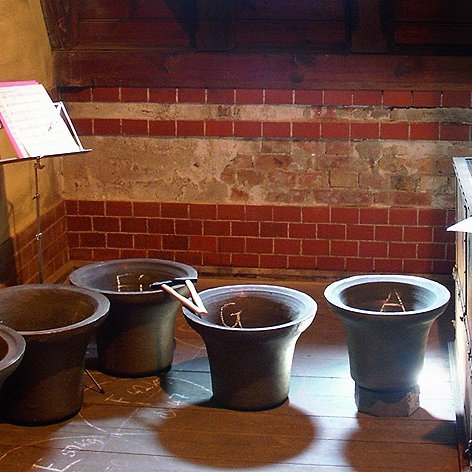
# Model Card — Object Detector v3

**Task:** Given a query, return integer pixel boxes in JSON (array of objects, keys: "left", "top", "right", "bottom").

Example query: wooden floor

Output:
[{"left": 0, "top": 275, "right": 463, "bottom": 471}]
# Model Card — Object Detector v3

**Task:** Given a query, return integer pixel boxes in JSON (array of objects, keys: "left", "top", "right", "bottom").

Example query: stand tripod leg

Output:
[{"left": 33, "top": 157, "right": 45, "bottom": 283}]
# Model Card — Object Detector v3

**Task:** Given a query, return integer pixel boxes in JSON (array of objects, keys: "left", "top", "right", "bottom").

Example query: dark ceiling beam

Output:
[
  {"left": 194, "top": 0, "right": 236, "bottom": 51},
  {"left": 40, "top": 0, "right": 78, "bottom": 49},
  {"left": 350, "top": 0, "right": 391, "bottom": 53},
  {"left": 54, "top": 50, "right": 472, "bottom": 90}
]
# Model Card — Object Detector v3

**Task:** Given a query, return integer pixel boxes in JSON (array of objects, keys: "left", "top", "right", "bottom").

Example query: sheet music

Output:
[{"left": 0, "top": 81, "right": 81, "bottom": 158}]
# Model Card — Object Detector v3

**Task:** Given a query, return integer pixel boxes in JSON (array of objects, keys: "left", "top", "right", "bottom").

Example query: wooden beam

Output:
[
  {"left": 39, "top": 0, "right": 78, "bottom": 50},
  {"left": 54, "top": 50, "right": 472, "bottom": 90},
  {"left": 195, "top": 0, "right": 236, "bottom": 51},
  {"left": 350, "top": 0, "right": 391, "bottom": 53}
]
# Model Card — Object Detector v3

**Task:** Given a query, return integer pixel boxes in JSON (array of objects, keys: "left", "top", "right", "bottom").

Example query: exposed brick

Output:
[
  {"left": 204, "top": 220, "right": 231, "bottom": 236},
  {"left": 78, "top": 200, "right": 105, "bottom": 216},
  {"left": 162, "top": 202, "right": 189, "bottom": 218},
  {"left": 60, "top": 87, "right": 92, "bottom": 102},
  {"left": 380, "top": 123, "right": 409, "bottom": 140},
  {"left": 404, "top": 259, "right": 433, "bottom": 274},
  {"left": 73, "top": 119, "right": 93, "bottom": 135},
  {"left": 302, "top": 239, "right": 330, "bottom": 256},
  {"left": 347, "top": 224, "right": 374, "bottom": 240},
  {"left": 69, "top": 248, "right": 92, "bottom": 260},
  {"left": 346, "top": 257, "right": 374, "bottom": 272},
  {"left": 189, "top": 235, "right": 217, "bottom": 252},
  {"left": 176, "top": 251, "right": 202, "bottom": 266},
  {"left": 67, "top": 216, "right": 92, "bottom": 231},
  {"left": 440, "top": 123, "right": 470, "bottom": 141},
  {"left": 410, "top": 123, "right": 439, "bottom": 141},
  {"left": 94, "top": 119, "right": 121, "bottom": 135},
  {"left": 177, "top": 120, "right": 204, "bottom": 136},
  {"left": 80, "top": 232, "right": 106, "bottom": 248},
  {"left": 294, "top": 90, "right": 323, "bottom": 105},
  {"left": 383, "top": 90, "right": 412, "bottom": 107},
  {"left": 163, "top": 235, "right": 189, "bottom": 250},
  {"left": 263, "top": 122, "right": 291, "bottom": 138},
  {"left": 417, "top": 242, "right": 446, "bottom": 259},
  {"left": 375, "top": 258, "right": 403, "bottom": 273},
  {"left": 134, "top": 234, "right": 161, "bottom": 249},
  {"left": 265, "top": 89, "right": 293, "bottom": 104},
  {"left": 67, "top": 232, "right": 80, "bottom": 248},
  {"left": 321, "top": 122, "right": 350, "bottom": 139},
  {"left": 106, "top": 201, "right": 133, "bottom": 216},
  {"left": 317, "top": 256, "right": 345, "bottom": 271},
  {"left": 273, "top": 206, "right": 301, "bottom": 222},
  {"left": 330, "top": 170, "right": 358, "bottom": 188},
  {"left": 352, "top": 91, "right": 382, "bottom": 106},
  {"left": 175, "top": 219, "right": 202, "bottom": 235},
  {"left": 122, "top": 119, "right": 148, "bottom": 135},
  {"left": 288, "top": 255, "right": 316, "bottom": 270},
  {"left": 418, "top": 208, "right": 448, "bottom": 225},
  {"left": 121, "top": 217, "right": 147, "bottom": 233},
  {"left": 389, "top": 208, "right": 418, "bottom": 225},
  {"left": 324, "top": 90, "right": 352, "bottom": 106},
  {"left": 274, "top": 239, "right": 301, "bottom": 255},
  {"left": 148, "top": 249, "right": 172, "bottom": 260},
  {"left": 289, "top": 223, "right": 316, "bottom": 239},
  {"left": 318, "top": 223, "right": 346, "bottom": 239},
  {"left": 232, "top": 253, "right": 260, "bottom": 267},
  {"left": 149, "top": 88, "right": 177, "bottom": 103},
  {"left": 404, "top": 226, "right": 433, "bottom": 242},
  {"left": 246, "top": 205, "right": 273, "bottom": 221},
  {"left": 178, "top": 88, "right": 205, "bottom": 103},
  {"left": 218, "top": 237, "right": 245, "bottom": 253},
  {"left": 331, "top": 207, "right": 359, "bottom": 224},
  {"left": 442, "top": 91, "right": 471, "bottom": 107},
  {"left": 108, "top": 233, "right": 133, "bottom": 248},
  {"left": 121, "top": 87, "right": 147, "bottom": 102},
  {"left": 147, "top": 217, "right": 175, "bottom": 235},
  {"left": 331, "top": 240, "right": 358, "bottom": 256},
  {"left": 232, "top": 221, "right": 259, "bottom": 237},
  {"left": 389, "top": 242, "right": 417, "bottom": 258},
  {"left": 207, "top": 89, "right": 235, "bottom": 104},
  {"left": 203, "top": 252, "right": 231, "bottom": 266},
  {"left": 433, "top": 226, "right": 455, "bottom": 243},
  {"left": 375, "top": 225, "right": 403, "bottom": 241},
  {"left": 260, "top": 254, "right": 288, "bottom": 269},
  {"left": 149, "top": 120, "right": 176, "bottom": 136},
  {"left": 93, "top": 216, "right": 120, "bottom": 232},
  {"left": 218, "top": 204, "right": 245, "bottom": 220},
  {"left": 351, "top": 122, "right": 379, "bottom": 139},
  {"left": 92, "top": 87, "right": 120, "bottom": 101},
  {"left": 292, "top": 122, "right": 320, "bottom": 139},
  {"left": 302, "top": 207, "right": 330, "bottom": 223},
  {"left": 247, "top": 237, "right": 273, "bottom": 253},
  {"left": 360, "top": 208, "right": 388, "bottom": 224},
  {"left": 190, "top": 203, "right": 217, "bottom": 220},
  {"left": 133, "top": 202, "right": 160, "bottom": 217},
  {"left": 205, "top": 121, "right": 233, "bottom": 137},
  {"left": 260, "top": 222, "right": 288, "bottom": 237},
  {"left": 359, "top": 241, "right": 388, "bottom": 257},
  {"left": 412, "top": 91, "right": 441, "bottom": 108},
  {"left": 235, "top": 89, "right": 264, "bottom": 104},
  {"left": 234, "top": 121, "right": 262, "bottom": 137}
]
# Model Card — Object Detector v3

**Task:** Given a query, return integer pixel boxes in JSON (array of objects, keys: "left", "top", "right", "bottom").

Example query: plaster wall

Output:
[{"left": 0, "top": 0, "right": 58, "bottom": 244}]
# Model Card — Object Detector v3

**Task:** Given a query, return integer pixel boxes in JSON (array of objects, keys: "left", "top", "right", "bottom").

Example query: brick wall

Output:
[
  {"left": 1, "top": 201, "right": 68, "bottom": 285},
  {"left": 66, "top": 200, "right": 454, "bottom": 275},
  {"left": 58, "top": 86, "right": 472, "bottom": 275}
]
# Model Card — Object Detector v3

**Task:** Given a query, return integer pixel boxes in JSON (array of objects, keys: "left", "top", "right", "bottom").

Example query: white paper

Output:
[
  {"left": 447, "top": 217, "right": 472, "bottom": 233},
  {"left": 0, "top": 81, "right": 80, "bottom": 158}
]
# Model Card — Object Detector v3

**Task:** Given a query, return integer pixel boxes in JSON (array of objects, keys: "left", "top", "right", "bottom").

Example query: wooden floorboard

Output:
[{"left": 0, "top": 276, "right": 462, "bottom": 471}]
